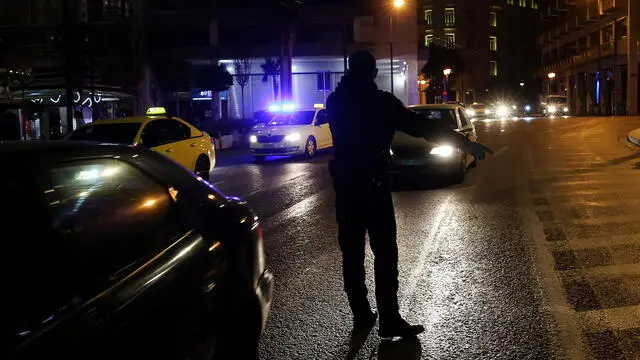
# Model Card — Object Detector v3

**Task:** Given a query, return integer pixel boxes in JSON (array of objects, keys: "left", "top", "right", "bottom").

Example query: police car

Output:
[
  {"left": 67, "top": 107, "right": 216, "bottom": 179},
  {"left": 249, "top": 103, "right": 332, "bottom": 163}
]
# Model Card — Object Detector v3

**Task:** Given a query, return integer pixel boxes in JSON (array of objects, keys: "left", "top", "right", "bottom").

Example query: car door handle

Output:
[
  {"left": 190, "top": 143, "right": 197, "bottom": 147},
  {"left": 165, "top": 148, "right": 174, "bottom": 153}
]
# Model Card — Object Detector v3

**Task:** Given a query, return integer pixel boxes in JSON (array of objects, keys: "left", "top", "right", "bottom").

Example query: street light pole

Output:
[{"left": 389, "top": 14, "right": 394, "bottom": 94}]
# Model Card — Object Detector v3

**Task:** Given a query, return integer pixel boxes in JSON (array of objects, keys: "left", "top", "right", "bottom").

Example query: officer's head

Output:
[{"left": 348, "top": 50, "right": 378, "bottom": 80}]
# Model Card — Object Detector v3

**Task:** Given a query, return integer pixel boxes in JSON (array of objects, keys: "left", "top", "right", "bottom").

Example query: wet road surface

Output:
[{"left": 212, "top": 116, "right": 640, "bottom": 360}]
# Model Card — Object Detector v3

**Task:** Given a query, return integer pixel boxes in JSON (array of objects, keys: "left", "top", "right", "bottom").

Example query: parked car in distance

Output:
[
  {"left": 67, "top": 107, "right": 216, "bottom": 179},
  {"left": 1, "top": 142, "right": 273, "bottom": 360}
]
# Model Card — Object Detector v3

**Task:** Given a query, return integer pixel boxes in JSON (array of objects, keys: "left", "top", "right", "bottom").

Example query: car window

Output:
[
  {"left": 68, "top": 123, "right": 142, "bottom": 144},
  {"left": 411, "top": 109, "right": 458, "bottom": 129},
  {"left": 458, "top": 109, "right": 471, "bottom": 127},
  {"left": 315, "top": 110, "right": 328, "bottom": 125},
  {"left": 0, "top": 163, "right": 72, "bottom": 345},
  {"left": 141, "top": 119, "right": 191, "bottom": 147},
  {"left": 42, "top": 158, "right": 188, "bottom": 296},
  {"left": 268, "top": 111, "right": 315, "bottom": 126}
]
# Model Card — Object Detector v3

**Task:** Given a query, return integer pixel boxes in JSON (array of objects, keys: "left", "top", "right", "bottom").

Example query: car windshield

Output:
[
  {"left": 546, "top": 97, "right": 568, "bottom": 104},
  {"left": 411, "top": 108, "right": 458, "bottom": 129},
  {"left": 267, "top": 111, "right": 315, "bottom": 126},
  {"left": 68, "top": 123, "right": 142, "bottom": 144}
]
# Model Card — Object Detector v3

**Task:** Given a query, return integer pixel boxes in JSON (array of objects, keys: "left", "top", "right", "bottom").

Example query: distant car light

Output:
[
  {"left": 284, "top": 133, "right": 301, "bottom": 142},
  {"left": 430, "top": 145, "right": 455, "bottom": 157},
  {"left": 511, "top": 105, "right": 517, "bottom": 110},
  {"left": 496, "top": 106, "right": 510, "bottom": 117},
  {"left": 268, "top": 102, "right": 296, "bottom": 112},
  {"left": 563, "top": 107, "right": 569, "bottom": 112},
  {"left": 525, "top": 105, "right": 531, "bottom": 112},
  {"left": 548, "top": 105, "right": 557, "bottom": 113},
  {"left": 250, "top": 135, "right": 258, "bottom": 143},
  {"left": 466, "top": 109, "right": 475, "bottom": 117}
]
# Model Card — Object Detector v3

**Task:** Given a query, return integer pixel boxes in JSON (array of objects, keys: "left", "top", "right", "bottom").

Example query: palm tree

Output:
[
  {"left": 234, "top": 58, "right": 252, "bottom": 119},
  {"left": 261, "top": 58, "right": 281, "bottom": 101}
]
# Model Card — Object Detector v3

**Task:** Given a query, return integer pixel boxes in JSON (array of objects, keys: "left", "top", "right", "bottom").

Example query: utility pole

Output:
[
  {"left": 63, "top": 0, "right": 76, "bottom": 135},
  {"left": 628, "top": 0, "right": 639, "bottom": 115}
]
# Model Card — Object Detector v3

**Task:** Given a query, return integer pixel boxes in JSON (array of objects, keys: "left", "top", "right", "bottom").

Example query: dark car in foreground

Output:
[
  {"left": 390, "top": 104, "right": 477, "bottom": 183},
  {"left": 1, "top": 142, "right": 273, "bottom": 360}
]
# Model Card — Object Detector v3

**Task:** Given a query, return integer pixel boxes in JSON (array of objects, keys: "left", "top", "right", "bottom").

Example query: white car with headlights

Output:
[
  {"left": 541, "top": 95, "right": 570, "bottom": 116},
  {"left": 390, "top": 104, "right": 477, "bottom": 182},
  {"left": 249, "top": 104, "right": 332, "bottom": 162}
]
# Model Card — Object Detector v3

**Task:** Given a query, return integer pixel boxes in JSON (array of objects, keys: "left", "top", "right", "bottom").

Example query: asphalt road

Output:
[{"left": 212, "top": 115, "right": 640, "bottom": 360}]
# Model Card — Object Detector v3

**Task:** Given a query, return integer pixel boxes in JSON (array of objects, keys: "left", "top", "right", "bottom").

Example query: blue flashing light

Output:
[{"left": 267, "top": 101, "right": 297, "bottom": 113}]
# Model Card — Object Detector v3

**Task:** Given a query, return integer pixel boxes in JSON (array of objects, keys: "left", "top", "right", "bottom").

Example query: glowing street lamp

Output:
[
  {"left": 519, "top": 81, "right": 525, "bottom": 87},
  {"left": 547, "top": 72, "right": 556, "bottom": 95},
  {"left": 443, "top": 68, "right": 452, "bottom": 76},
  {"left": 547, "top": 72, "right": 556, "bottom": 79},
  {"left": 389, "top": 0, "right": 404, "bottom": 95}
]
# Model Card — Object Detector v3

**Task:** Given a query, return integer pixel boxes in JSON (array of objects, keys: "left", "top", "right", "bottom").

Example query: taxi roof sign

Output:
[
  {"left": 313, "top": 103, "right": 324, "bottom": 109},
  {"left": 146, "top": 107, "right": 167, "bottom": 116}
]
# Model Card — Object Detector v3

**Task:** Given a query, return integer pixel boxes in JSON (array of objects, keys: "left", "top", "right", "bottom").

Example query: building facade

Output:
[
  {"left": 0, "top": 0, "right": 142, "bottom": 139},
  {"left": 418, "top": 0, "right": 542, "bottom": 104},
  {"left": 538, "top": 0, "right": 639, "bottom": 115}
]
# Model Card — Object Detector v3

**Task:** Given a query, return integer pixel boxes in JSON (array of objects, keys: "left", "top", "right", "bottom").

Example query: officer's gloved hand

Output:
[{"left": 465, "top": 140, "right": 494, "bottom": 160}]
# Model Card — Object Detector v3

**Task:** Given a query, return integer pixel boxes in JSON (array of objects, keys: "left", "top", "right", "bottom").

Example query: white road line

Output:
[
  {"left": 560, "top": 263, "right": 640, "bottom": 280},
  {"left": 262, "top": 189, "right": 332, "bottom": 231},
  {"left": 400, "top": 195, "right": 452, "bottom": 302},
  {"left": 516, "top": 165, "right": 591, "bottom": 359},
  {"left": 551, "top": 234, "right": 640, "bottom": 252},
  {"left": 493, "top": 146, "right": 509, "bottom": 156},
  {"left": 576, "top": 305, "right": 640, "bottom": 334}
]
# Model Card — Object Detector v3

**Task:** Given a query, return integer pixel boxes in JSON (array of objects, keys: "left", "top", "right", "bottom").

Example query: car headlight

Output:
[
  {"left": 485, "top": 109, "right": 493, "bottom": 114},
  {"left": 548, "top": 105, "right": 557, "bottom": 113},
  {"left": 466, "top": 109, "right": 475, "bottom": 117},
  {"left": 563, "top": 107, "right": 569, "bottom": 112},
  {"left": 250, "top": 135, "right": 258, "bottom": 143},
  {"left": 525, "top": 105, "right": 531, "bottom": 112},
  {"left": 284, "top": 133, "right": 301, "bottom": 142},
  {"left": 496, "top": 106, "right": 509, "bottom": 117},
  {"left": 430, "top": 145, "right": 455, "bottom": 157}
]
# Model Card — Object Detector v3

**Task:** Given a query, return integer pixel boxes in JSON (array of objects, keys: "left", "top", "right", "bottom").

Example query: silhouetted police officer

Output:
[{"left": 326, "top": 50, "right": 492, "bottom": 337}]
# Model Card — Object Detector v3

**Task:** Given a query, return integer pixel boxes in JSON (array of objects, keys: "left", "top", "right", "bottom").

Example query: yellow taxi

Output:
[{"left": 67, "top": 107, "right": 216, "bottom": 178}]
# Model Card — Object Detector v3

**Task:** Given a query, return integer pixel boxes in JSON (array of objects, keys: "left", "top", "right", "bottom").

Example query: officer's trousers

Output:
[{"left": 334, "top": 181, "right": 400, "bottom": 323}]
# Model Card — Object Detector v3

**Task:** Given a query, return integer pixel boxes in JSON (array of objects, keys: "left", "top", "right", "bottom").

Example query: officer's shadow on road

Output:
[{"left": 345, "top": 331, "right": 422, "bottom": 360}]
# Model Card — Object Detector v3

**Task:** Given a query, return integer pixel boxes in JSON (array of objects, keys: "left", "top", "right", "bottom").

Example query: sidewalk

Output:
[{"left": 628, "top": 128, "right": 640, "bottom": 146}]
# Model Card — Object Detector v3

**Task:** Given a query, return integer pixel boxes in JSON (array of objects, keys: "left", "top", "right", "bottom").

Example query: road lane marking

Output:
[
  {"left": 560, "top": 263, "right": 640, "bottom": 280},
  {"left": 576, "top": 305, "right": 640, "bottom": 334},
  {"left": 262, "top": 189, "right": 332, "bottom": 231},
  {"left": 551, "top": 234, "right": 640, "bottom": 252},
  {"left": 399, "top": 195, "right": 453, "bottom": 302},
  {"left": 516, "top": 165, "right": 591, "bottom": 359},
  {"left": 493, "top": 146, "right": 509, "bottom": 156}
]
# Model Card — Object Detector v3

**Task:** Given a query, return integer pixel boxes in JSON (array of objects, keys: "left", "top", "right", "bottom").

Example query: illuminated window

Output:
[
  {"left": 425, "top": 9, "right": 432, "bottom": 25},
  {"left": 519, "top": 0, "right": 526, "bottom": 6},
  {"left": 490, "top": 12, "right": 497, "bottom": 27},
  {"left": 489, "top": 36, "right": 497, "bottom": 51},
  {"left": 425, "top": 34, "right": 434, "bottom": 46},
  {"left": 444, "top": 7, "right": 455, "bottom": 26},
  {"left": 489, "top": 61, "right": 498, "bottom": 76},
  {"left": 532, "top": 0, "right": 538, "bottom": 9},
  {"left": 507, "top": 0, "right": 514, "bottom": 4},
  {"left": 445, "top": 32, "right": 456, "bottom": 48}
]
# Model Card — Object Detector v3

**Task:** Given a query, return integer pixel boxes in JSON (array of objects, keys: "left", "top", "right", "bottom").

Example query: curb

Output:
[{"left": 628, "top": 129, "right": 640, "bottom": 147}]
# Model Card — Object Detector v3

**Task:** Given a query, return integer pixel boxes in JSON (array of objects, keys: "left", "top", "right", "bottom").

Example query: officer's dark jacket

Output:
[{"left": 326, "top": 74, "right": 465, "bottom": 185}]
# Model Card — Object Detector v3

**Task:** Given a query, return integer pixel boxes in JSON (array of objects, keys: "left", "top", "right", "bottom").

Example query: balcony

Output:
[{"left": 541, "top": 39, "right": 629, "bottom": 75}]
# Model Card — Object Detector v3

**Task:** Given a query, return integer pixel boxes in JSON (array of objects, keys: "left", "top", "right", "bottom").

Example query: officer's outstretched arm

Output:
[{"left": 385, "top": 93, "right": 465, "bottom": 146}]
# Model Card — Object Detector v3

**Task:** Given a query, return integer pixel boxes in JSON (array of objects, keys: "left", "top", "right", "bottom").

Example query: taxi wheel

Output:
[
  {"left": 195, "top": 156, "right": 211, "bottom": 180},
  {"left": 304, "top": 137, "right": 317, "bottom": 158}
]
